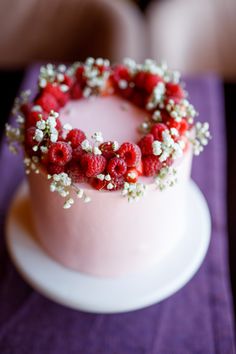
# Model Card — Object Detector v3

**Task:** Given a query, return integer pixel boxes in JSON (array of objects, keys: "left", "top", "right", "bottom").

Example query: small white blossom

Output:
[
  {"left": 81, "top": 139, "right": 92, "bottom": 152},
  {"left": 34, "top": 129, "right": 44, "bottom": 142},
  {"left": 112, "top": 141, "right": 119, "bottom": 151},
  {"left": 93, "top": 146, "right": 102, "bottom": 155},
  {"left": 107, "top": 182, "right": 114, "bottom": 190},
  {"left": 92, "top": 131, "right": 103, "bottom": 143},
  {"left": 63, "top": 123, "right": 72, "bottom": 131},
  {"left": 152, "top": 140, "right": 162, "bottom": 156},
  {"left": 63, "top": 198, "right": 74, "bottom": 209},
  {"left": 36, "top": 120, "right": 46, "bottom": 130}
]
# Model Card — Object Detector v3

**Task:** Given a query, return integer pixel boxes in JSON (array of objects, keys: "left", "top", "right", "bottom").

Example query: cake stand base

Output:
[{"left": 6, "top": 180, "right": 211, "bottom": 314}]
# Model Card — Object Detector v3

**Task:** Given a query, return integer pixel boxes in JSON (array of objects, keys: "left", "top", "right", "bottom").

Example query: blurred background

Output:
[{"left": 0, "top": 0, "right": 235, "bottom": 315}]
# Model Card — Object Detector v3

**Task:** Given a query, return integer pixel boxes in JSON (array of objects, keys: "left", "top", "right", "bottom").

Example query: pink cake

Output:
[{"left": 6, "top": 58, "right": 210, "bottom": 277}]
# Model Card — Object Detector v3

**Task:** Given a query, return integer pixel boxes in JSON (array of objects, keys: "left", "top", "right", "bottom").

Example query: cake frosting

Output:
[{"left": 6, "top": 58, "right": 210, "bottom": 277}]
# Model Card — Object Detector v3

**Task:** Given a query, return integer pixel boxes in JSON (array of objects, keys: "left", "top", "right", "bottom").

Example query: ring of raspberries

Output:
[{"left": 10, "top": 58, "right": 210, "bottom": 203}]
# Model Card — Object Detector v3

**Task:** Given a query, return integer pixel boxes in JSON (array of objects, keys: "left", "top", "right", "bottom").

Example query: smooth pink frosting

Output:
[{"left": 28, "top": 95, "right": 192, "bottom": 277}]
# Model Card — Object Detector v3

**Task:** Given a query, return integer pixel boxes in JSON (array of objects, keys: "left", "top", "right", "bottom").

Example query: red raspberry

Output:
[
  {"left": 75, "top": 66, "right": 85, "bottom": 84},
  {"left": 151, "top": 123, "right": 168, "bottom": 141},
  {"left": 47, "top": 163, "right": 65, "bottom": 175},
  {"left": 25, "top": 127, "right": 36, "bottom": 147},
  {"left": 142, "top": 155, "right": 162, "bottom": 176},
  {"left": 138, "top": 134, "right": 154, "bottom": 156},
  {"left": 136, "top": 159, "right": 143, "bottom": 175},
  {"left": 35, "top": 93, "right": 59, "bottom": 113},
  {"left": 165, "top": 83, "right": 184, "bottom": 103},
  {"left": 131, "top": 90, "right": 147, "bottom": 108},
  {"left": 66, "top": 129, "right": 86, "bottom": 148},
  {"left": 20, "top": 103, "right": 32, "bottom": 117},
  {"left": 71, "top": 83, "right": 83, "bottom": 99},
  {"left": 26, "top": 110, "right": 46, "bottom": 128},
  {"left": 61, "top": 74, "right": 73, "bottom": 88},
  {"left": 72, "top": 145, "right": 84, "bottom": 161},
  {"left": 118, "top": 142, "right": 141, "bottom": 167},
  {"left": 66, "top": 160, "right": 86, "bottom": 183},
  {"left": 48, "top": 142, "right": 72, "bottom": 166},
  {"left": 90, "top": 177, "right": 107, "bottom": 190},
  {"left": 44, "top": 83, "right": 69, "bottom": 107},
  {"left": 109, "top": 177, "right": 125, "bottom": 191},
  {"left": 166, "top": 118, "right": 180, "bottom": 130},
  {"left": 107, "top": 157, "right": 127, "bottom": 178},
  {"left": 134, "top": 72, "right": 162, "bottom": 94},
  {"left": 112, "top": 65, "right": 131, "bottom": 83},
  {"left": 144, "top": 73, "right": 162, "bottom": 94},
  {"left": 81, "top": 153, "right": 106, "bottom": 177},
  {"left": 179, "top": 119, "right": 189, "bottom": 134},
  {"left": 99, "top": 141, "right": 116, "bottom": 159},
  {"left": 125, "top": 168, "right": 139, "bottom": 183}
]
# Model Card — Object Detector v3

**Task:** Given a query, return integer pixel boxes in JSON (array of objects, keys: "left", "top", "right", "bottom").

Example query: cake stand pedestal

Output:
[{"left": 6, "top": 180, "right": 211, "bottom": 314}]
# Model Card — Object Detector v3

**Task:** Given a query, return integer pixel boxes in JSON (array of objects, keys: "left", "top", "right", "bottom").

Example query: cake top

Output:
[{"left": 6, "top": 58, "right": 210, "bottom": 208}]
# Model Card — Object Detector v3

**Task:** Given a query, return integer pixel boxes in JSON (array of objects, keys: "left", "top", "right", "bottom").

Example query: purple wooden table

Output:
[{"left": 0, "top": 67, "right": 235, "bottom": 353}]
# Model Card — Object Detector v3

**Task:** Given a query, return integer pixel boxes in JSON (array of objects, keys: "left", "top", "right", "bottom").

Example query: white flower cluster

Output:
[
  {"left": 5, "top": 124, "right": 24, "bottom": 153},
  {"left": 152, "top": 130, "right": 185, "bottom": 162},
  {"left": 48, "top": 172, "right": 91, "bottom": 209},
  {"left": 32, "top": 111, "right": 59, "bottom": 151},
  {"left": 24, "top": 156, "right": 40, "bottom": 175},
  {"left": 81, "top": 131, "right": 116, "bottom": 156},
  {"left": 146, "top": 82, "right": 166, "bottom": 110},
  {"left": 39, "top": 64, "right": 70, "bottom": 92},
  {"left": 12, "top": 90, "right": 31, "bottom": 116},
  {"left": 77, "top": 57, "right": 111, "bottom": 96},
  {"left": 155, "top": 166, "right": 177, "bottom": 191},
  {"left": 96, "top": 173, "right": 114, "bottom": 190},
  {"left": 122, "top": 182, "right": 147, "bottom": 202},
  {"left": 191, "top": 122, "right": 211, "bottom": 155}
]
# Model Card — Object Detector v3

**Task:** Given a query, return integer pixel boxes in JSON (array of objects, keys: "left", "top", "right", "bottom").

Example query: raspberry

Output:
[
  {"left": 71, "top": 83, "right": 83, "bottom": 99},
  {"left": 138, "top": 134, "right": 154, "bottom": 156},
  {"left": 165, "top": 83, "right": 184, "bottom": 103},
  {"left": 179, "top": 119, "right": 189, "bottom": 134},
  {"left": 118, "top": 142, "right": 141, "bottom": 167},
  {"left": 61, "top": 74, "right": 73, "bottom": 88},
  {"left": 72, "top": 145, "right": 84, "bottom": 161},
  {"left": 20, "top": 103, "right": 32, "bottom": 117},
  {"left": 166, "top": 119, "right": 180, "bottom": 130},
  {"left": 107, "top": 157, "right": 127, "bottom": 178},
  {"left": 142, "top": 155, "right": 162, "bottom": 176},
  {"left": 109, "top": 177, "right": 125, "bottom": 191},
  {"left": 35, "top": 93, "right": 59, "bottom": 113},
  {"left": 26, "top": 110, "right": 46, "bottom": 128},
  {"left": 112, "top": 65, "right": 131, "bottom": 83},
  {"left": 134, "top": 72, "right": 162, "bottom": 94},
  {"left": 48, "top": 142, "right": 72, "bottom": 166},
  {"left": 66, "top": 160, "right": 86, "bottom": 183},
  {"left": 66, "top": 129, "right": 86, "bottom": 148},
  {"left": 125, "top": 168, "right": 139, "bottom": 183},
  {"left": 134, "top": 72, "right": 146, "bottom": 89},
  {"left": 144, "top": 73, "right": 162, "bottom": 94},
  {"left": 151, "top": 123, "right": 168, "bottom": 141},
  {"left": 75, "top": 66, "right": 85, "bottom": 83},
  {"left": 99, "top": 141, "right": 116, "bottom": 159},
  {"left": 90, "top": 177, "right": 107, "bottom": 190},
  {"left": 131, "top": 90, "right": 147, "bottom": 108},
  {"left": 81, "top": 153, "right": 106, "bottom": 177},
  {"left": 25, "top": 127, "right": 36, "bottom": 147},
  {"left": 47, "top": 163, "right": 65, "bottom": 175},
  {"left": 44, "top": 83, "right": 69, "bottom": 107}
]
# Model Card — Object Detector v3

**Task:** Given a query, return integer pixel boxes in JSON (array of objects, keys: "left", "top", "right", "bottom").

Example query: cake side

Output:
[{"left": 28, "top": 147, "right": 192, "bottom": 277}]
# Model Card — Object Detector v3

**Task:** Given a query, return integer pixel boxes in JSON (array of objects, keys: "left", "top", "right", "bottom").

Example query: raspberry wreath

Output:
[{"left": 6, "top": 58, "right": 210, "bottom": 208}]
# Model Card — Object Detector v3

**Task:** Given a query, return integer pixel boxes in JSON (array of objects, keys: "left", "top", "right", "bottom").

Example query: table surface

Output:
[{"left": 0, "top": 67, "right": 235, "bottom": 353}]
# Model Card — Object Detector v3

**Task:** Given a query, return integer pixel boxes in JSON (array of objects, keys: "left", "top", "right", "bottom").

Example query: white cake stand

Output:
[{"left": 6, "top": 180, "right": 211, "bottom": 314}]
